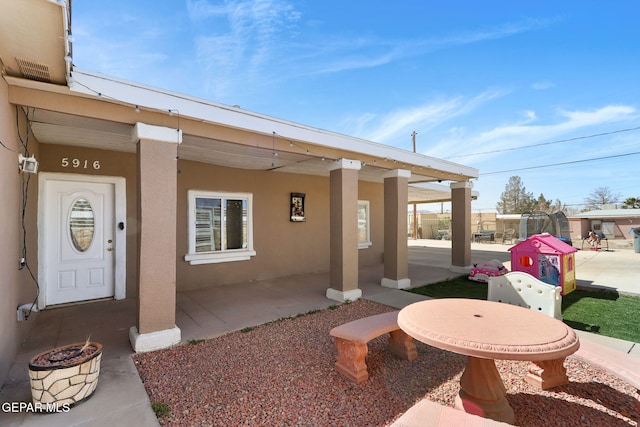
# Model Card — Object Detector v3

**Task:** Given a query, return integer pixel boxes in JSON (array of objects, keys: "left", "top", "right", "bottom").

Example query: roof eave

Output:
[{"left": 69, "top": 68, "right": 478, "bottom": 180}]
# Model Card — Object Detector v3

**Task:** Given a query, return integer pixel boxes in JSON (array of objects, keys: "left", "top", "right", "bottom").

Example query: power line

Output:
[
  {"left": 482, "top": 151, "right": 640, "bottom": 175},
  {"left": 445, "top": 125, "right": 640, "bottom": 159}
]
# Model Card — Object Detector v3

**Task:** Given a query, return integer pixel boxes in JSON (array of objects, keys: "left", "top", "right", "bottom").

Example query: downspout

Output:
[{"left": 49, "top": 0, "right": 73, "bottom": 85}]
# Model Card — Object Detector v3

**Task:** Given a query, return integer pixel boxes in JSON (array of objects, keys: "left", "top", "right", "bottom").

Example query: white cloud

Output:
[
  {"left": 438, "top": 105, "right": 638, "bottom": 164},
  {"left": 76, "top": 1, "right": 562, "bottom": 108},
  {"left": 411, "top": 17, "right": 560, "bottom": 52},
  {"left": 348, "top": 89, "right": 506, "bottom": 148},
  {"left": 522, "top": 110, "right": 537, "bottom": 123},
  {"left": 186, "top": 0, "right": 231, "bottom": 19},
  {"left": 290, "top": 17, "right": 558, "bottom": 79},
  {"left": 362, "top": 98, "right": 465, "bottom": 143},
  {"left": 187, "top": 0, "right": 301, "bottom": 99},
  {"left": 532, "top": 81, "right": 555, "bottom": 90},
  {"left": 558, "top": 105, "right": 636, "bottom": 127},
  {"left": 187, "top": 7, "right": 560, "bottom": 99},
  {"left": 306, "top": 50, "right": 398, "bottom": 75}
]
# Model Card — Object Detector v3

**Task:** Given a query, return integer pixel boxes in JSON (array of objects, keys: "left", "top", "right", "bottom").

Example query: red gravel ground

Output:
[{"left": 133, "top": 300, "right": 639, "bottom": 426}]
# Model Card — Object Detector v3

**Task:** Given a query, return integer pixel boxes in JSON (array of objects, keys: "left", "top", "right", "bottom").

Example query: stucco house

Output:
[
  {"left": 568, "top": 208, "right": 640, "bottom": 242},
  {"left": 0, "top": 1, "right": 478, "bottom": 386}
]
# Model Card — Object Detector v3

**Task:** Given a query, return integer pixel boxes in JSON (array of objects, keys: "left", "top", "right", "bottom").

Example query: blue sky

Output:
[{"left": 72, "top": 1, "right": 640, "bottom": 212}]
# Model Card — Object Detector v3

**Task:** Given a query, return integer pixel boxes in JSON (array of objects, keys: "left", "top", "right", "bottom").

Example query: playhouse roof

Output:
[{"left": 508, "top": 233, "right": 577, "bottom": 255}]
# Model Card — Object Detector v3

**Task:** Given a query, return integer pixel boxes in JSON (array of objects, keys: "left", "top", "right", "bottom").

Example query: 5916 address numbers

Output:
[{"left": 61, "top": 158, "right": 101, "bottom": 170}]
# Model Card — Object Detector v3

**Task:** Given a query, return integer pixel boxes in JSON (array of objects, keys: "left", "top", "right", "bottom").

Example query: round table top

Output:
[{"left": 398, "top": 299, "right": 579, "bottom": 361}]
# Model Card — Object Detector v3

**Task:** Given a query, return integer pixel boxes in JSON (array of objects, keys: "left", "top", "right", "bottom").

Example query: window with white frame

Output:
[
  {"left": 358, "top": 200, "right": 372, "bottom": 249},
  {"left": 185, "top": 190, "right": 255, "bottom": 265}
]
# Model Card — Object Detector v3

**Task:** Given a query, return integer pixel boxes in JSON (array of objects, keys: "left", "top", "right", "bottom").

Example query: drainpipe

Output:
[{"left": 49, "top": 0, "right": 73, "bottom": 85}]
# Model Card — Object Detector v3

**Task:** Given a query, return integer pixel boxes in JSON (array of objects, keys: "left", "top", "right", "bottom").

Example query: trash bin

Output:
[{"left": 633, "top": 227, "right": 640, "bottom": 253}]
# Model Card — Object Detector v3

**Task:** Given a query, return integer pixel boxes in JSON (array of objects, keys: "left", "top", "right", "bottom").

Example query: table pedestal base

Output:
[
  {"left": 526, "top": 358, "right": 569, "bottom": 390},
  {"left": 454, "top": 356, "right": 515, "bottom": 424}
]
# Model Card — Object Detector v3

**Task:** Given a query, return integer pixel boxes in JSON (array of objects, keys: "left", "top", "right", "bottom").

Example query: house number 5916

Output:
[{"left": 61, "top": 158, "right": 101, "bottom": 170}]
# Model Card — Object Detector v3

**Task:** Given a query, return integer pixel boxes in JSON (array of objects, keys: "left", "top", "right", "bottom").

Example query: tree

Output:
[
  {"left": 621, "top": 197, "right": 640, "bottom": 209},
  {"left": 532, "top": 194, "right": 567, "bottom": 213},
  {"left": 496, "top": 176, "right": 536, "bottom": 214},
  {"left": 584, "top": 187, "right": 622, "bottom": 210},
  {"left": 534, "top": 193, "right": 552, "bottom": 212}
]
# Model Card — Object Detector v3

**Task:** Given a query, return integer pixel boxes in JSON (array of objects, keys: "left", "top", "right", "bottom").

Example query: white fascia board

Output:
[
  {"left": 410, "top": 182, "right": 479, "bottom": 199},
  {"left": 571, "top": 209, "right": 640, "bottom": 219},
  {"left": 70, "top": 69, "right": 478, "bottom": 179}
]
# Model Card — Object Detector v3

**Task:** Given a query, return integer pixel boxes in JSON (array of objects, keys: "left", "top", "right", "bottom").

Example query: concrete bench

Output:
[
  {"left": 391, "top": 398, "right": 511, "bottom": 426},
  {"left": 329, "top": 311, "right": 417, "bottom": 383},
  {"left": 488, "top": 271, "right": 562, "bottom": 320}
]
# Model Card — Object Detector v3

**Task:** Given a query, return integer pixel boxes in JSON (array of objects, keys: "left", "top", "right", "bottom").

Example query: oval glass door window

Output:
[{"left": 69, "top": 198, "right": 95, "bottom": 252}]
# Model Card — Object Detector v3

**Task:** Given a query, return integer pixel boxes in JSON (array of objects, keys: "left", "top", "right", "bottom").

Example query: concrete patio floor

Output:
[{"left": 1, "top": 240, "right": 638, "bottom": 426}]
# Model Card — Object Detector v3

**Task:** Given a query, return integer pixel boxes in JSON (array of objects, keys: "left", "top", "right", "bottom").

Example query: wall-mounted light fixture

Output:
[{"left": 18, "top": 154, "right": 39, "bottom": 174}]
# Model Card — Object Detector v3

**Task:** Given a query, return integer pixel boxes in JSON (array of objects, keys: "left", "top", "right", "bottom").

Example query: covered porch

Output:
[
  {"left": 1, "top": 0, "right": 478, "bottom": 368},
  {"left": 7, "top": 68, "right": 478, "bottom": 354}
]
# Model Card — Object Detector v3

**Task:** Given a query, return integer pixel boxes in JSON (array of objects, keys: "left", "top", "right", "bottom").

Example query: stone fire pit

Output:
[{"left": 28, "top": 341, "right": 102, "bottom": 410}]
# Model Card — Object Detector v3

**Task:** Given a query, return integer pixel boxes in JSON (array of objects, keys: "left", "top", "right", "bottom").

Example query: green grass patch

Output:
[
  {"left": 409, "top": 277, "right": 640, "bottom": 342},
  {"left": 151, "top": 402, "right": 171, "bottom": 418},
  {"left": 562, "top": 290, "right": 640, "bottom": 342}
]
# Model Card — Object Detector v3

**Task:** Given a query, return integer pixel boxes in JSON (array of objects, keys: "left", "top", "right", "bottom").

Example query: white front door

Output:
[{"left": 39, "top": 174, "right": 126, "bottom": 307}]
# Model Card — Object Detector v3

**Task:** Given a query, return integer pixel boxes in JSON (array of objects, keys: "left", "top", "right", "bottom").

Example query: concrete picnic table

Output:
[{"left": 398, "top": 298, "right": 580, "bottom": 424}]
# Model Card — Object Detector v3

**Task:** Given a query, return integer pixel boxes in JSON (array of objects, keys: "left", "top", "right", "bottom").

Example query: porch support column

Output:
[
  {"left": 381, "top": 169, "right": 411, "bottom": 289},
  {"left": 326, "top": 159, "right": 362, "bottom": 302},
  {"left": 129, "top": 122, "right": 182, "bottom": 352},
  {"left": 450, "top": 181, "right": 473, "bottom": 273}
]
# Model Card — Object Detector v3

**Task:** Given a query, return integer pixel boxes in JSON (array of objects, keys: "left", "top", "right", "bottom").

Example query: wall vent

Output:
[{"left": 15, "top": 58, "right": 51, "bottom": 83}]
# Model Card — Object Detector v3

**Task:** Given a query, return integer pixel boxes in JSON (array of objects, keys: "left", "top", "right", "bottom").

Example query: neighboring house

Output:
[
  {"left": 0, "top": 2, "right": 478, "bottom": 385},
  {"left": 569, "top": 209, "right": 640, "bottom": 240}
]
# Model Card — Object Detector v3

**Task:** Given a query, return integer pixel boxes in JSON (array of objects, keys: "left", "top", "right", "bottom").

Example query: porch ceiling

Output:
[{"left": 27, "top": 108, "right": 463, "bottom": 202}]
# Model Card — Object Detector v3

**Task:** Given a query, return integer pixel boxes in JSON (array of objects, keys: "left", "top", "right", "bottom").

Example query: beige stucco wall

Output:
[
  {"left": 35, "top": 144, "right": 386, "bottom": 293},
  {"left": 0, "top": 81, "right": 40, "bottom": 385},
  {"left": 176, "top": 160, "right": 385, "bottom": 290}
]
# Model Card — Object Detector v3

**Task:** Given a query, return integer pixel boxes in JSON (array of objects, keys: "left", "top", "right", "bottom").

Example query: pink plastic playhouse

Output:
[{"left": 508, "top": 233, "right": 577, "bottom": 295}]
